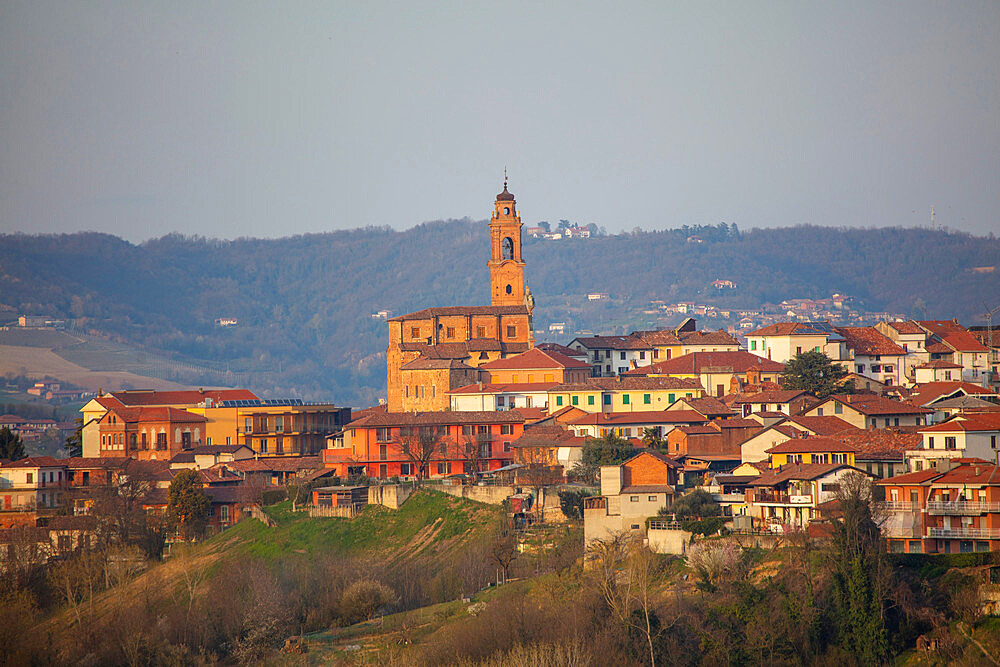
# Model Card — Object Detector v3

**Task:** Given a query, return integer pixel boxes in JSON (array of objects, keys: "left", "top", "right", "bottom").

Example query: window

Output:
[
  {"left": 379, "top": 444, "right": 388, "bottom": 460},
  {"left": 817, "top": 407, "right": 824, "bottom": 416},
  {"left": 630, "top": 496, "right": 639, "bottom": 502},
  {"left": 411, "top": 327, "right": 420, "bottom": 338},
  {"left": 275, "top": 416, "right": 283, "bottom": 433},
  {"left": 992, "top": 436, "right": 997, "bottom": 449},
  {"left": 26, "top": 473, "right": 33, "bottom": 484},
  {"left": 928, "top": 436, "right": 935, "bottom": 449},
  {"left": 260, "top": 438, "right": 268, "bottom": 453},
  {"left": 555, "top": 396, "right": 563, "bottom": 406},
  {"left": 432, "top": 386, "right": 436, "bottom": 398},
  {"left": 588, "top": 395, "right": 595, "bottom": 405},
  {"left": 857, "top": 364, "right": 865, "bottom": 373},
  {"left": 893, "top": 418, "right": 899, "bottom": 426},
  {"left": 915, "top": 460, "right": 923, "bottom": 471},
  {"left": 631, "top": 524, "right": 640, "bottom": 530},
  {"left": 603, "top": 394, "right": 611, "bottom": 406},
  {"left": 884, "top": 418, "right": 890, "bottom": 427},
  {"left": 476, "top": 326, "right": 486, "bottom": 337},
  {"left": 378, "top": 464, "right": 388, "bottom": 478},
  {"left": 244, "top": 417, "right": 252, "bottom": 433},
  {"left": 834, "top": 402, "right": 843, "bottom": 415},
  {"left": 400, "top": 463, "right": 413, "bottom": 476},
  {"left": 503, "top": 441, "right": 511, "bottom": 452},
  {"left": 377, "top": 427, "right": 391, "bottom": 442},
  {"left": 571, "top": 395, "right": 579, "bottom": 406},
  {"left": 622, "top": 394, "right": 630, "bottom": 405},
  {"left": 156, "top": 433, "right": 167, "bottom": 450},
  {"left": 405, "top": 386, "right": 409, "bottom": 398},
  {"left": 668, "top": 393, "right": 675, "bottom": 403},
  {"left": 648, "top": 496, "right": 657, "bottom": 502},
  {"left": 643, "top": 393, "right": 651, "bottom": 405},
  {"left": 502, "top": 236, "right": 514, "bottom": 259},
  {"left": 446, "top": 327, "right": 455, "bottom": 339},
  {"left": 620, "top": 352, "right": 626, "bottom": 360},
  {"left": 796, "top": 346, "right": 802, "bottom": 354},
  {"left": 437, "top": 461, "right": 449, "bottom": 475},
  {"left": 945, "top": 437, "right": 957, "bottom": 450},
  {"left": 506, "top": 325, "right": 516, "bottom": 338},
  {"left": 220, "top": 505, "right": 230, "bottom": 522},
  {"left": 750, "top": 340, "right": 756, "bottom": 351},
  {"left": 501, "top": 424, "right": 513, "bottom": 435},
  {"left": 639, "top": 351, "right": 645, "bottom": 360}
]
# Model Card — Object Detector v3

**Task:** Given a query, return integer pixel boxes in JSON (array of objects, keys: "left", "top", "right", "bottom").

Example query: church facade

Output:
[{"left": 385, "top": 181, "right": 535, "bottom": 411}]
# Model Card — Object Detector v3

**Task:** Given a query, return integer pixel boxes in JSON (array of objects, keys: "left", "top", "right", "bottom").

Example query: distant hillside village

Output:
[{"left": 5, "top": 182, "right": 1000, "bottom": 572}]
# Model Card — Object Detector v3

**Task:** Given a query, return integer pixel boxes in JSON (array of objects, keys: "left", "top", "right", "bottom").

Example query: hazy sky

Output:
[{"left": 2, "top": 2, "right": 998, "bottom": 242}]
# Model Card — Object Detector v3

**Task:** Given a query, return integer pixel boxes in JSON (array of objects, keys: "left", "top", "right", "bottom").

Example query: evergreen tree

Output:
[
  {"left": 64, "top": 418, "right": 83, "bottom": 458},
  {"left": 0, "top": 427, "right": 26, "bottom": 461},
  {"left": 780, "top": 350, "right": 850, "bottom": 398},
  {"left": 167, "top": 469, "right": 212, "bottom": 540}
]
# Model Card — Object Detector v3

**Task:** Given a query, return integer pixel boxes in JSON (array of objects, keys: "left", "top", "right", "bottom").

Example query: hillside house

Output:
[{"left": 583, "top": 451, "right": 679, "bottom": 546}]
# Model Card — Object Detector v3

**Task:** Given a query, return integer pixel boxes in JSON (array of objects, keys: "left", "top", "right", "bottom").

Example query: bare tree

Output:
[
  {"left": 92, "top": 460, "right": 154, "bottom": 547},
  {"left": 455, "top": 431, "right": 489, "bottom": 482},
  {"left": 490, "top": 516, "right": 519, "bottom": 584},
  {"left": 399, "top": 429, "right": 443, "bottom": 483},
  {"left": 590, "top": 531, "right": 666, "bottom": 667}
]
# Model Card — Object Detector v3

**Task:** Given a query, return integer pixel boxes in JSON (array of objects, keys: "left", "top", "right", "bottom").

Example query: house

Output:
[
  {"left": 625, "top": 351, "right": 784, "bottom": 398},
  {"left": 214, "top": 456, "right": 324, "bottom": 487},
  {"left": 800, "top": 394, "right": 932, "bottom": 430},
  {"left": 199, "top": 400, "right": 351, "bottom": 457},
  {"left": 323, "top": 411, "right": 525, "bottom": 479},
  {"left": 479, "top": 347, "right": 591, "bottom": 385},
  {"left": 168, "top": 444, "right": 254, "bottom": 470},
  {"left": 835, "top": 327, "right": 907, "bottom": 386},
  {"left": 914, "top": 360, "right": 965, "bottom": 384},
  {"left": 727, "top": 389, "right": 814, "bottom": 418},
  {"left": 739, "top": 415, "right": 859, "bottom": 463},
  {"left": 548, "top": 376, "right": 704, "bottom": 413},
  {"left": 907, "top": 413, "right": 1000, "bottom": 472},
  {"left": 583, "top": 451, "right": 680, "bottom": 545},
  {"left": 765, "top": 437, "right": 857, "bottom": 468},
  {"left": 746, "top": 462, "right": 865, "bottom": 532},
  {"left": 879, "top": 461, "right": 1000, "bottom": 553},
  {"left": 0, "top": 457, "right": 68, "bottom": 513},
  {"left": 447, "top": 382, "right": 558, "bottom": 412},
  {"left": 745, "top": 322, "right": 847, "bottom": 364},
  {"left": 563, "top": 409, "right": 709, "bottom": 440},
  {"left": 312, "top": 485, "right": 368, "bottom": 509},
  {"left": 509, "top": 419, "right": 587, "bottom": 472},
  {"left": 665, "top": 418, "right": 761, "bottom": 458},
  {"left": 916, "top": 320, "right": 990, "bottom": 384},
  {"left": 95, "top": 405, "right": 208, "bottom": 461}
]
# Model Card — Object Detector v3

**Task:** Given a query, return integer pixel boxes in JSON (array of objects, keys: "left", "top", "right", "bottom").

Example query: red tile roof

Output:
[
  {"left": 111, "top": 389, "right": 257, "bottom": 406},
  {"left": 480, "top": 347, "right": 589, "bottom": 370},
  {"left": 448, "top": 382, "right": 559, "bottom": 394},
  {"left": 917, "top": 320, "right": 990, "bottom": 353},
  {"left": 626, "top": 350, "right": 784, "bottom": 376},
  {"left": 916, "top": 360, "right": 962, "bottom": 369},
  {"left": 400, "top": 358, "right": 476, "bottom": 370},
  {"left": 919, "top": 413, "right": 1000, "bottom": 433},
  {"left": 784, "top": 415, "right": 859, "bottom": 435},
  {"left": 876, "top": 469, "right": 943, "bottom": 485},
  {"left": 906, "top": 381, "right": 996, "bottom": 408},
  {"left": 390, "top": 305, "right": 529, "bottom": 321},
  {"left": 1, "top": 456, "right": 63, "bottom": 468},
  {"left": 820, "top": 394, "right": 933, "bottom": 416},
  {"left": 567, "top": 410, "right": 708, "bottom": 426},
  {"left": 730, "top": 389, "right": 809, "bottom": 405},
  {"left": 886, "top": 321, "right": 925, "bottom": 335},
  {"left": 751, "top": 462, "right": 858, "bottom": 486},
  {"left": 103, "top": 406, "right": 208, "bottom": 424},
  {"left": 536, "top": 342, "right": 585, "bottom": 357},
  {"left": 747, "top": 322, "right": 828, "bottom": 337},
  {"left": 835, "top": 327, "right": 905, "bottom": 356},
  {"left": 348, "top": 411, "right": 525, "bottom": 428}
]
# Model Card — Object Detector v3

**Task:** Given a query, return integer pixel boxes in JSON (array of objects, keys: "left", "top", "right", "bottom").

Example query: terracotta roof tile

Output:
[
  {"left": 626, "top": 351, "right": 784, "bottom": 376},
  {"left": 835, "top": 327, "right": 905, "bottom": 356},
  {"left": 480, "top": 347, "right": 589, "bottom": 370},
  {"left": 111, "top": 389, "right": 257, "bottom": 406},
  {"left": 390, "top": 305, "right": 529, "bottom": 321}
]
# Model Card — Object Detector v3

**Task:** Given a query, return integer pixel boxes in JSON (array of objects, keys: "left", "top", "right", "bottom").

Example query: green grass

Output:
[{"left": 210, "top": 489, "right": 502, "bottom": 560}]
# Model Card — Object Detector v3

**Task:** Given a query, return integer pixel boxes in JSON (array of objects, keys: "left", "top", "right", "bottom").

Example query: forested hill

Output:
[{"left": 1, "top": 222, "right": 998, "bottom": 405}]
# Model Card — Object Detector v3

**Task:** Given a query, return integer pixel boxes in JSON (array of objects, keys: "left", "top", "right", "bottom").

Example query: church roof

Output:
[
  {"left": 390, "top": 305, "right": 528, "bottom": 321},
  {"left": 496, "top": 184, "right": 515, "bottom": 202}
]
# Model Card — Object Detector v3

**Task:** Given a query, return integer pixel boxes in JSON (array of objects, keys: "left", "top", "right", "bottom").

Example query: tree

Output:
[
  {"left": 536, "top": 220, "right": 551, "bottom": 232},
  {"left": 64, "top": 418, "right": 83, "bottom": 457},
  {"left": 0, "top": 426, "right": 25, "bottom": 461},
  {"left": 167, "top": 469, "right": 211, "bottom": 540},
  {"left": 664, "top": 489, "right": 721, "bottom": 520},
  {"left": 490, "top": 516, "right": 519, "bottom": 584},
  {"left": 557, "top": 487, "right": 588, "bottom": 520},
  {"left": 92, "top": 460, "right": 154, "bottom": 547},
  {"left": 779, "top": 350, "right": 849, "bottom": 398},
  {"left": 340, "top": 579, "right": 397, "bottom": 623},
  {"left": 640, "top": 427, "right": 665, "bottom": 450},
  {"left": 399, "top": 429, "right": 443, "bottom": 483},
  {"left": 827, "top": 471, "right": 891, "bottom": 664}
]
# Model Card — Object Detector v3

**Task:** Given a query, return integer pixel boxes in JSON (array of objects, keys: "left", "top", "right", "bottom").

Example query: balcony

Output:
[
  {"left": 927, "top": 501, "right": 1000, "bottom": 515},
  {"left": 879, "top": 501, "right": 919, "bottom": 512},
  {"left": 753, "top": 492, "right": 813, "bottom": 506},
  {"left": 926, "top": 527, "right": 1000, "bottom": 539},
  {"left": 583, "top": 496, "right": 607, "bottom": 511},
  {"left": 712, "top": 493, "right": 746, "bottom": 503}
]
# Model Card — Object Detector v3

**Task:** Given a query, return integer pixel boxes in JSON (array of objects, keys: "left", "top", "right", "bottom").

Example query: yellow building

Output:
[
  {"left": 199, "top": 400, "right": 353, "bottom": 457},
  {"left": 765, "top": 437, "right": 856, "bottom": 468},
  {"left": 548, "top": 377, "right": 704, "bottom": 413}
]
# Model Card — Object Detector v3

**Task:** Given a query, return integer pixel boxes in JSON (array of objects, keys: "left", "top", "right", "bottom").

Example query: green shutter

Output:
[
  {"left": 556, "top": 396, "right": 563, "bottom": 406},
  {"left": 603, "top": 394, "right": 611, "bottom": 405},
  {"left": 571, "top": 395, "right": 579, "bottom": 406},
  {"left": 588, "top": 395, "right": 595, "bottom": 405},
  {"left": 643, "top": 393, "right": 651, "bottom": 404},
  {"left": 622, "top": 394, "right": 630, "bottom": 404},
  {"left": 668, "top": 393, "right": 675, "bottom": 403}
]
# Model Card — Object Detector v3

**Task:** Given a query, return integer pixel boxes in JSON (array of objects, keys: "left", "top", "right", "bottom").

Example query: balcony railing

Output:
[
  {"left": 648, "top": 520, "right": 682, "bottom": 531},
  {"left": 926, "top": 527, "right": 1000, "bottom": 539},
  {"left": 712, "top": 493, "right": 746, "bottom": 503},
  {"left": 753, "top": 493, "right": 813, "bottom": 505},
  {"left": 583, "top": 497, "right": 607, "bottom": 511},
  {"left": 927, "top": 501, "right": 1000, "bottom": 515},
  {"left": 879, "top": 501, "right": 919, "bottom": 512}
]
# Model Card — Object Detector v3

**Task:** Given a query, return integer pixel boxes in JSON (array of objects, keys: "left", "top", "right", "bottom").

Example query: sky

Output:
[{"left": 1, "top": 2, "right": 998, "bottom": 242}]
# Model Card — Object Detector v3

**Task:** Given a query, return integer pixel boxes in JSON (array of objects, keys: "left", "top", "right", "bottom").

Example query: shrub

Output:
[
  {"left": 339, "top": 579, "right": 397, "bottom": 624},
  {"left": 260, "top": 489, "right": 286, "bottom": 506}
]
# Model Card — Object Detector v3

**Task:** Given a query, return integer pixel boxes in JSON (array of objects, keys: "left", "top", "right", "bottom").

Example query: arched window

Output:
[
  {"left": 504, "top": 207, "right": 510, "bottom": 215},
  {"left": 502, "top": 237, "right": 514, "bottom": 260},
  {"left": 506, "top": 284, "right": 512, "bottom": 294}
]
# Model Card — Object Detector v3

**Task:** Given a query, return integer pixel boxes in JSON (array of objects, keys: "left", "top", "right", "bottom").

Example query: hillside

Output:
[{"left": 2, "top": 222, "right": 998, "bottom": 404}]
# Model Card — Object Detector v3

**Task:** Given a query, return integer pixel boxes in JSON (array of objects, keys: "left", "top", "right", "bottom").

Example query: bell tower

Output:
[{"left": 488, "top": 174, "right": 526, "bottom": 307}]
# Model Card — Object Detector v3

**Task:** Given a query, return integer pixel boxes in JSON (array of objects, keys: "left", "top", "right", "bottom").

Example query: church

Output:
[{"left": 385, "top": 179, "right": 536, "bottom": 411}]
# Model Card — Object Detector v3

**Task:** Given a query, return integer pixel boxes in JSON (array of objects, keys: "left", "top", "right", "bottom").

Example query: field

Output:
[{"left": 0, "top": 328, "right": 202, "bottom": 391}]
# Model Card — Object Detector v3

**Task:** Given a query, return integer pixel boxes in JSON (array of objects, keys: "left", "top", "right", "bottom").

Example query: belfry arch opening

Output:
[{"left": 502, "top": 237, "right": 514, "bottom": 260}]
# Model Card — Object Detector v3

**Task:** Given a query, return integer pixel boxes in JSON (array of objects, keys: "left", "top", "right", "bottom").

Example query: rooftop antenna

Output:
[{"left": 504, "top": 166, "right": 508, "bottom": 190}]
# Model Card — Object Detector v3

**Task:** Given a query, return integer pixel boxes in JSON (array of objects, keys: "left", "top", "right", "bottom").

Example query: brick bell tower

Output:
[{"left": 488, "top": 173, "right": 527, "bottom": 307}]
